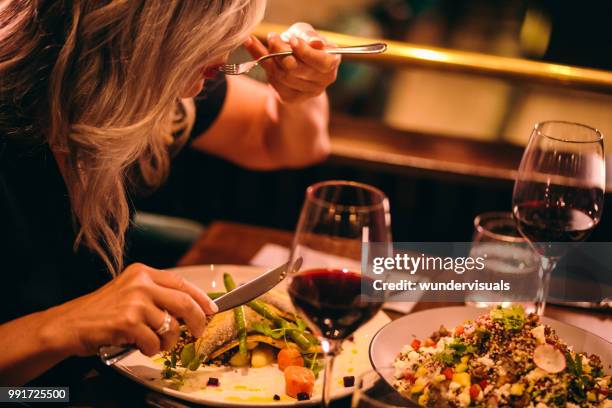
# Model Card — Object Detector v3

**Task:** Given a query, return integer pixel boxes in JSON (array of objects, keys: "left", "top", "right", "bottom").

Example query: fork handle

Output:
[
  {"left": 324, "top": 43, "right": 387, "bottom": 55},
  {"left": 259, "top": 42, "right": 387, "bottom": 62}
]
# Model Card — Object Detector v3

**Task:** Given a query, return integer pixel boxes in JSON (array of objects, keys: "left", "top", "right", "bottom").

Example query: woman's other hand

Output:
[
  {"left": 243, "top": 22, "right": 340, "bottom": 104},
  {"left": 48, "top": 263, "right": 218, "bottom": 357}
]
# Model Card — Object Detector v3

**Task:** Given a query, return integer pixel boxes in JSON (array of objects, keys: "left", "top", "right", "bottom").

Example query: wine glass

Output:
[
  {"left": 288, "top": 180, "right": 392, "bottom": 407},
  {"left": 512, "top": 121, "right": 605, "bottom": 315}
]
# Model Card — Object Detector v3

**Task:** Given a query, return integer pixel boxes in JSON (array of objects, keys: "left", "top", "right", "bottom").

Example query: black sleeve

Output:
[{"left": 190, "top": 74, "right": 228, "bottom": 139}]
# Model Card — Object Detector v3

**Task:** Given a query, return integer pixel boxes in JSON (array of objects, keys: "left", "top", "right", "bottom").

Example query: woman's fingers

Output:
[
  {"left": 147, "top": 269, "right": 218, "bottom": 315},
  {"left": 268, "top": 34, "right": 299, "bottom": 72},
  {"left": 129, "top": 324, "right": 161, "bottom": 357},
  {"left": 280, "top": 22, "right": 325, "bottom": 48},
  {"left": 243, "top": 35, "right": 276, "bottom": 71},
  {"left": 271, "top": 71, "right": 323, "bottom": 95},
  {"left": 147, "top": 285, "right": 208, "bottom": 337},
  {"left": 290, "top": 37, "right": 340, "bottom": 74},
  {"left": 145, "top": 307, "right": 181, "bottom": 351}
]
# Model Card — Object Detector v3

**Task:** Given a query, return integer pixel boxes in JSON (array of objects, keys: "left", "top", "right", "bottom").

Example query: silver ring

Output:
[{"left": 155, "top": 311, "right": 172, "bottom": 336}]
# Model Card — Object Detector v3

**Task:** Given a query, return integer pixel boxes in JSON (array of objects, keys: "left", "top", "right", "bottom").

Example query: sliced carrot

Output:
[
  {"left": 284, "top": 366, "right": 315, "bottom": 399},
  {"left": 278, "top": 348, "right": 305, "bottom": 372}
]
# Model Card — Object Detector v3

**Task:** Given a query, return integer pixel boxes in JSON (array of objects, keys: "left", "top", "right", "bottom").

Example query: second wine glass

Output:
[
  {"left": 512, "top": 121, "right": 605, "bottom": 315},
  {"left": 288, "top": 180, "right": 392, "bottom": 408}
]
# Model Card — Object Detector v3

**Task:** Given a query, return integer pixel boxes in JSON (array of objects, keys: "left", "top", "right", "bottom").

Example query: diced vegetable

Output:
[
  {"left": 411, "top": 377, "right": 427, "bottom": 394},
  {"left": 442, "top": 367, "right": 454, "bottom": 380},
  {"left": 411, "top": 339, "right": 421, "bottom": 350},
  {"left": 343, "top": 376, "right": 355, "bottom": 387},
  {"left": 510, "top": 383, "right": 524, "bottom": 396},
  {"left": 452, "top": 372, "right": 471, "bottom": 387},
  {"left": 424, "top": 338, "right": 436, "bottom": 347},
  {"left": 278, "top": 348, "right": 304, "bottom": 372},
  {"left": 533, "top": 344, "right": 566, "bottom": 373},
  {"left": 284, "top": 366, "right": 315, "bottom": 399},
  {"left": 207, "top": 377, "right": 219, "bottom": 386},
  {"left": 469, "top": 384, "right": 481, "bottom": 400},
  {"left": 415, "top": 366, "right": 428, "bottom": 378},
  {"left": 251, "top": 346, "right": 275, "bottom": 368},
  {"left": 490, "top": 305, "right": 526, "bottom": 331},
  {"left": 229, "top": 351, "right": 250, "bottom": 367},
  {"left": 403, "top": 370, "right": 416, "bottom": 383}
]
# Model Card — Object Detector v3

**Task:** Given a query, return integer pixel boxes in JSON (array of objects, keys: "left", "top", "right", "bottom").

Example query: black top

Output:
[{"left": 0, "top": 76, "right": 227, "bottom": 385}]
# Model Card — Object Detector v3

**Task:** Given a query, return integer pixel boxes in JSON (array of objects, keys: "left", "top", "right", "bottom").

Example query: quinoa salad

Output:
[{"left": 392, "top": 306, "right": 611, "bottom": 407}]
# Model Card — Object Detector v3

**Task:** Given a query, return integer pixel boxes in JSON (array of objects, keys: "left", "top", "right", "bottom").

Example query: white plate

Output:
[
  {"left": 113, "top": 264, "right": 391, "bottom": 407},
  {"left": 369, "top": 306, "right": 612, "bottom": 386}
]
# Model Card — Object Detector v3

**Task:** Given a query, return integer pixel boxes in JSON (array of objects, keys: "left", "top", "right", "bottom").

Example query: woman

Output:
[{"left": 0, "top": 0, "right": 339, "bottom": 385}]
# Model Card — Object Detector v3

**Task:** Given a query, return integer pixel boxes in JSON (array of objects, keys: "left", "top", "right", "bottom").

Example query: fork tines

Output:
[{"left": 218, "top": 64, "right": 238, "bottom": 75}]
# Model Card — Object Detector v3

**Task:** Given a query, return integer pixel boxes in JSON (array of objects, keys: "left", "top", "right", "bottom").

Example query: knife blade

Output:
[
  {"left": 99, "top": 257, "right": 302, "bottom": 366},
  {"left": 214, "top": 257, "right": 301, "bottom": 312}
]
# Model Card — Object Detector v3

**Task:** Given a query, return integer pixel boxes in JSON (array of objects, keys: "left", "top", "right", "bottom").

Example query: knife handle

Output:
[{"left": 99, "top": 344, "right": 136, "bottom": 365}]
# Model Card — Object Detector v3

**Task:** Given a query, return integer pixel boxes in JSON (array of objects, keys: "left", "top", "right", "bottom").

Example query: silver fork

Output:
[{"left": 218, "top": 42, "right": 387, "bottom": 75}]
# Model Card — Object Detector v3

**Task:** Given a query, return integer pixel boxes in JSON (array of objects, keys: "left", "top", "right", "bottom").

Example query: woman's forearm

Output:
[
  {"left": 0, "top": 307, "right": 72, "bottom": 385},
  {"left": 263, "top": 87, "right": 331, "bottom": 168}
]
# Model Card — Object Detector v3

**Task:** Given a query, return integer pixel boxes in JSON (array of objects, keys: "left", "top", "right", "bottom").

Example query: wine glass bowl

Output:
[
  {"left": 512, "top": 121, "right": 605, "bottom": 314},
  {"left": 288, "top": 180, "right": 392, "bottom": 407},
  {"left": 513, "top": 121, "right": 605, "bottom": 253}
]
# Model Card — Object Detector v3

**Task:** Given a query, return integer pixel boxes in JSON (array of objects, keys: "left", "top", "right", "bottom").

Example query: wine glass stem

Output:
[
  {"left": 321, "top": 339, "right": 341, "bottom": 408},
  {"left": 535, "top": 256, "right": 557, "bottom": 316}
]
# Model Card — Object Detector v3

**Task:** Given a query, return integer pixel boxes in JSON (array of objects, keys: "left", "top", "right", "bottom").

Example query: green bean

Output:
[
  {"left": 247, "top": 300, "right": 312, "bottom": 350},
  {"left": 223, "top": 274, "right": 248, "bottom": 356},
  {"left": 207, "top": 291, "right": 226, "bottom": 299}
]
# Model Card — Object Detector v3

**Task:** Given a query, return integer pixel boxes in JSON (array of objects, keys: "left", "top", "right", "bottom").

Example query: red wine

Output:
[
  {"left": 288, "top": 269, "right": 382, "bottom": 340},
  {"left": 514, "top": 201, "right": 598, "bottom": 256}
]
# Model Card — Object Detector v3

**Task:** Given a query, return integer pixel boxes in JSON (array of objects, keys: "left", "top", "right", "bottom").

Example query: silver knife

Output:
[{"left": 99, "top": 257, "right": 302, "bottom": 365}]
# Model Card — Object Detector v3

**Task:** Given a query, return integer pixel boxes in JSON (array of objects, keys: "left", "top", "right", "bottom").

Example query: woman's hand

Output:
[
  {"left": 47, "top": 263, "right": 217, "bottom": 357},
  {"left": 243, "top": 22, "right": 340, "bottom": 104}
]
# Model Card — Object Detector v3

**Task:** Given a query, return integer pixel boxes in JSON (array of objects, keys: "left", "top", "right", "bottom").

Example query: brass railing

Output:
[{"left": 254, "top": 23, "right": 612, "bottom": 94}]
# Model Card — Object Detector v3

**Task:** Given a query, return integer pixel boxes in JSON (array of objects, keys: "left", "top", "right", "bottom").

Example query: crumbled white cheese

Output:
[
  {"left": 457, "top": 389, "right": 471, "bottom": 407},
  {"left": 400, "top": 344, "right": 414, "bottom": 354},
  {"left": 449, "top": 381, "right": 461, "bottom": 391},
  {"left": 525, "top": 368, "right": 547, "bottom": 382},
  {"left": 531, "top": 325, "right": 546, "bottom": 344},
  {"left": 477, "top": 356, "right": 495, "bottom": 368},
  {"left": 498, "top": 383, "right": 511, "bottom": 398}
]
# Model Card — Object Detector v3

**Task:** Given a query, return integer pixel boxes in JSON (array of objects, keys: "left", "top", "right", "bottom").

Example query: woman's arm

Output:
[
  {"left": 191, "top": 23, "right": 339, "bottom": 170},
  {"left": 0, "top": 308, "right": 72, "bottom": 386},
  {"left": 191, "top": 75, "right": 330, "bottom": 170},
  {"left": 0, "top": 263, "right": 217, "bottom": 385}
]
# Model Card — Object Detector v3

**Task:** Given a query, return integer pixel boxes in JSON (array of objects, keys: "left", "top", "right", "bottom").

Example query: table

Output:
[
  {"left": 180, "top": 221, "right": 612, "bottom": 337},
  {"left": 81, "top": 220, "right": 611, "bottom": 407}
]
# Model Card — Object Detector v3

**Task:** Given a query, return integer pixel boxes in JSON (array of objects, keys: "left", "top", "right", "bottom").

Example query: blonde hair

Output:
[{"left": 0, "top": 0, "right": 265, "bottom": 275}]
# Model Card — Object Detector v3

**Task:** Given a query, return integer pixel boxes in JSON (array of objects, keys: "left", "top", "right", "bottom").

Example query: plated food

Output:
[
  {"left": 112, "top": 265, "right": 390, "bottom": 407},
  {"left": 161, "top": 273, "right": 322, "bottom": 401},
  {"left": 392, "top": 306, "right": 611, "bottom": 407}
]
